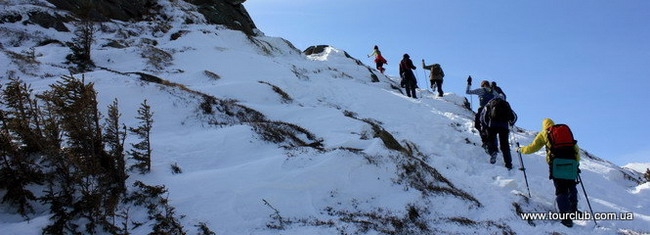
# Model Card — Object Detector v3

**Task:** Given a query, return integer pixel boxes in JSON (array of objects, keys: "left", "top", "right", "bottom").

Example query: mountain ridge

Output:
[{"left": 0, "top": 1, "right": 648, "bottom": 234}]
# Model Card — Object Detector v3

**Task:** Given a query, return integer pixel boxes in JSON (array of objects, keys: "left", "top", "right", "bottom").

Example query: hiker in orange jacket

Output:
[{"left": 368, "top": 45, "right": 387, "bottom": 74}]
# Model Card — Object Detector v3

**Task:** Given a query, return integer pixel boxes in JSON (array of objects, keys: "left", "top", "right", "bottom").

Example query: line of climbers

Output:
[
  {"left": 369, "top": 45, "right": 583, "bottom": 228},
  {"left": 466, "top": 75, "right": 581, "bottom": 228},
  {"left": 369, "top": 46, "right": 446, "bottom": 98}
]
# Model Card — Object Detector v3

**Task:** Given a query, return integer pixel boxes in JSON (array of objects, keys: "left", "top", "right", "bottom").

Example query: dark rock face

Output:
[
  {"left": 187, "top": 0, "right": 257, "bottom": 35},
  {"left": 43, "top": 0, "right": 257, "bottom": 35},
  {"left": 0, "top": 12, "right": 22, "bottom": 23},
  {"left": 45, "top": 0, "right": 159, "bottom": 22},
  {"left": 303, "top": 45, "right": 330, "bottom": 55},
  {"left": 24, "top": 11, "right": 70, "bottom": 32}
]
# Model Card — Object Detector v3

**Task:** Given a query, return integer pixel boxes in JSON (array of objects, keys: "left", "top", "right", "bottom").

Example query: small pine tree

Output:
[
  {"left": 38, "top": 74, "right": 116, "bottom": 234},
  {"left": 150, "top": 201, "right": 186, "bottom": 235},
  {"left": 0, "top": 79, "right": 44, "bottom": 216},
  {"left": 129, "top": 100, "right": 153, "bottom": 174},
  {"left": 66, "top": 20, "right": 96, "bottom": 72},
  {"left": 194, "top": 222, "right": 216, "bottom": 235},
  {"left": 645, "top": 168, "right": 650, "bottom": 182},
  {"left": 126, "top": 181, "right": 185, "bottom": 235},
  {"left": 0, "top": 111, "right": 39, "bottom": 216},
  {"left": 104, "top": 99, "right": 128, "bottom": 193},
  {"left": 1, "top": 79, "right": 45, "bottom": 152}
]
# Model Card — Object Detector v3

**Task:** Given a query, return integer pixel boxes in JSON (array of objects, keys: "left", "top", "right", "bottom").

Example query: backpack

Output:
[
  {"left": 486, "top": 98, "right": 515, "bottom": 124},
  {"left": 547, "top": 124, "right": 579, "bottom": 180},
  {"left": 431, "top": 64, "right": 444, "bottom": 79}
]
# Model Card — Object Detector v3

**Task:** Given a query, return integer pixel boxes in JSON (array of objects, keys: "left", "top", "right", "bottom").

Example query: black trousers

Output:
[
  {"left": 405, "top": 80, "right": 417, "bottom": 98},
  {"left": 486, "top": 126, "right": 512, "bottom": 168},
  {"left": 474, "top": 107, "right": 487, "bottom": 145},
  {"left": 431, "top": 79, "right": 443, "bottom": 96},
  {"left": 553, "top": 179, "right": 578, "bottom": 213},
  {"left": 376, "top": 62, "right": 385, "bottom": 72}
]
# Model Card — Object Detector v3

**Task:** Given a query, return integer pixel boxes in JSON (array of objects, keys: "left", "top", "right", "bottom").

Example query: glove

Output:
[
  {"left": 516, "top": 147, "right": 521, "bottom": 153},
  {"left": 467, "top": 76, "right": 472, "bottom": 86}
]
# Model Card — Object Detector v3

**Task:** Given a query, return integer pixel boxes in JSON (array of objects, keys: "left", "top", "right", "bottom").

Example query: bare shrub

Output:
[
  {"left": 258, "top": 81, "right": 293, "bottom": 103},
  {"left": 203, "top": 70, "right": 221, "bottom": 80}
]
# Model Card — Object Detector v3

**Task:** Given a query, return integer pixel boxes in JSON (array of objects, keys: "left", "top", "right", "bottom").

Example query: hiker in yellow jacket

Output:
[
  {"left": 517, "top": 118, "right": 580, "bottom": 163},
  {"left": 517, "top": 118, "right": 581, "bottom": 228}
]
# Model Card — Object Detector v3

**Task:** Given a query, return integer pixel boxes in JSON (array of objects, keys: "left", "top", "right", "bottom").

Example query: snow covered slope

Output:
[
  {"left": 625, "top": 163, "right": 650, "bottom": 174},
  {"left": 1, "top": 1, "right": 648, "bottom": 234}
]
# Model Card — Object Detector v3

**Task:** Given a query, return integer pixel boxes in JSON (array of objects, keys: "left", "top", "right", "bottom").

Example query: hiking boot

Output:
[
  {"left": 561, "top": 219, "right": 573, "bottom": 228},
  {"left": 490, "top": 154, "right": 497, "bottom": 164}
]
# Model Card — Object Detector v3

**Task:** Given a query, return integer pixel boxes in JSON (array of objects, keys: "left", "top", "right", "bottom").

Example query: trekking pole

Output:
[
  {"left": 578, "top": 173, "right": 598, "bottom": 227},
  {"left": 516, "top": 142, "right": 532, "bottom": 198},
  {"left": 422, "top": 68, "right": 428, "bottom": 92},
  {"left": 470, "top": 96, "right": 474, "bottom": 110}
]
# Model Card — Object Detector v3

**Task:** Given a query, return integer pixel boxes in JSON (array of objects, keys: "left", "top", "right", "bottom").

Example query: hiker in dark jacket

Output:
[
  {"left": 422, "top": 59, "right": 445, "bottom": 97},
  {"left": 466, "top": 79, "right": 497, "bottom": 148},
  {"left": 481, "top": 98, "right": 517, "bottom": 169},
  {"left": 491, "top": 81, "right": 506, "bottom": 100},
  {"left": 400, "top": 54, "right": 417, "bottom": 99}
]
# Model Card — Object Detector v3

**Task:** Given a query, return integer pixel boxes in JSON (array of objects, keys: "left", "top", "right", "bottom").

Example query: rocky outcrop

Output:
[
  {"left": 0, "top": 12, "right": 22, "bottom": 24},
  {"left": 186, "top": 0, "right": 257, "bottom": 35},
  {"left": 303, "top": 45, "right": 330, "bottom": 55},
  {"left": 1, "top": 10, "right": 70, "bottom": 32},
  {"left": 45, "top": 0, "right": 159, "bottom": 22},
  {"left": 41, "top": 0, "right": 257, "bottom": 35},
  {"left": 24, "top": 11, "right": 71, "bottom": 32}
]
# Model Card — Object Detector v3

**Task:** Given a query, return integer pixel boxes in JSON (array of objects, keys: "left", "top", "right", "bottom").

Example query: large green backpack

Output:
[{"left": 547, "top": 124, "right": 579, "bottom": 180}]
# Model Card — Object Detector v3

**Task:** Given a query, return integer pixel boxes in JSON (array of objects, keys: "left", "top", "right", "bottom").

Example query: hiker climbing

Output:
[
  {"left": 481, "top": 98, "right": 517, "bottom": 169},
  {"left": 422, "top": 59, "right": 445, "bottom": 97},
  {"left": 491, "top": 81, "right": 506, "bottom": 100},
  {"left": 399, "top": 54, "right": 418, "bottom": 99},
  {"left": 368, "top": 45, "right": 387, "bottom": 74},
  {"left": 517, "top": 119, "right": 581, "bottom": 228},
  {"left": 466, "top": 78, "right": 497, "bottom": 148}
]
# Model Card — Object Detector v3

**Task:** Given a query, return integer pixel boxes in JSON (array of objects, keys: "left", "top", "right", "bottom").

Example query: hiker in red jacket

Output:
[{"left": 368, "top": 45, "right": 387, "bottom": 74}]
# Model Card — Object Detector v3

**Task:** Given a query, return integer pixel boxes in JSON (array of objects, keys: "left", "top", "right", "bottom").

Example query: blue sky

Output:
[{"left": 245, "top": 0, "right": 650, "bottom": 166}]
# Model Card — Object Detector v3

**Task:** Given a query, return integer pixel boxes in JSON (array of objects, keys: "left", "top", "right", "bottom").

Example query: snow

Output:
[
  {"left": 625, "top": 163, "right": 650, "bottom": 174},
  {"left": 1, "top": 1, "right": 649, "bottom": 234}
]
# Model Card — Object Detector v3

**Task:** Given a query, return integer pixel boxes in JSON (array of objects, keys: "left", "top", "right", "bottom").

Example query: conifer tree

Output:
[
  {"left": 38, "top": 74, "right": 116, "bottom": 234},
  {"left": 0, "top": 79, "right": 44, "bottom": 216},
  {"left": 104, "top": 99, "right": 128, "bottom": 194},
  {"left": 67, "top": 20, "right": 96, "bottom": 72},
  {"left": 1, "top": 79, "right": 45, "bottom": 152},
  {"left": 0, "top": 111, "right": 39, "bottom": 216},
  {"left": 129, "top": 100, "right": 153, "bottom": 174}
]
